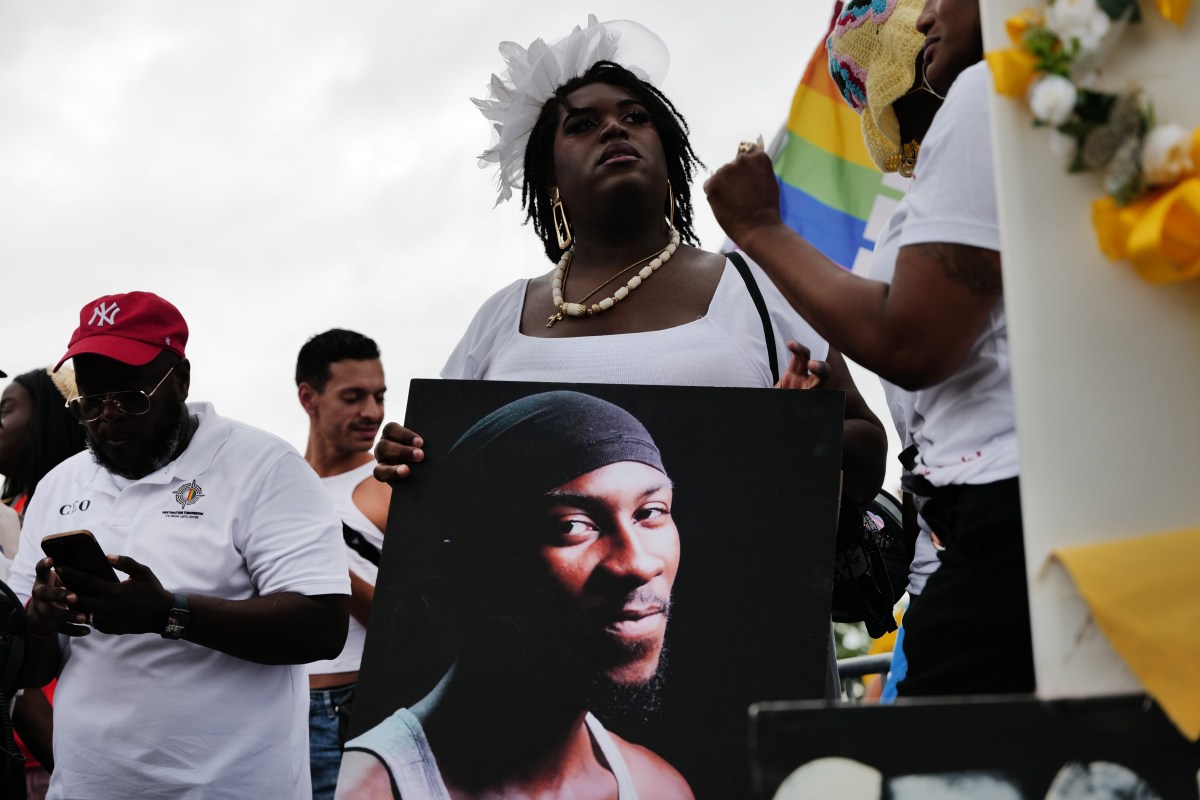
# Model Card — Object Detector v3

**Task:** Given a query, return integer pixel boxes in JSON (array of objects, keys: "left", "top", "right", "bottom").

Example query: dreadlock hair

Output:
[
  {"left": 521, "top": 60, "right": 705, "bottom": 263},
  {"left": 295, "top": 328, "right": 381, "bottom": 392},
  {"left": 1, "top": 368, "right": 87, "bottom": 506}
]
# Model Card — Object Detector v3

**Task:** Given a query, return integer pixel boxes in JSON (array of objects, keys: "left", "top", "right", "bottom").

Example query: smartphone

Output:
[{"left": 41, "top": 529, "right": 120, "bottom": 584}]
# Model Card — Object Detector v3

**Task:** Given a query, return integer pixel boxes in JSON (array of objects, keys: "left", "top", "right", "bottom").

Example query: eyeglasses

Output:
[{"left": 65, "top": 363, "right": 177, "bottom": 423}]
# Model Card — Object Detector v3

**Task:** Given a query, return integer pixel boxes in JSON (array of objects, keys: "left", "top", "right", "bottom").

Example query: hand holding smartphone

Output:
[{"left": 41, "top": 529, "right": 120, "bottom": 584}]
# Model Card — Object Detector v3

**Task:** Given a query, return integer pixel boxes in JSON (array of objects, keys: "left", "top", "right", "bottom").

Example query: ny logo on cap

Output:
[{"left": 89, "top": 302, "right": 121, "bottom": 327}]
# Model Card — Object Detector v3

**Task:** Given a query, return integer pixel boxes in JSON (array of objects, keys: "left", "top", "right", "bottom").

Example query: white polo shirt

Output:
[{"left": 9, "top": 402, "right": 350, "bottom": 800}]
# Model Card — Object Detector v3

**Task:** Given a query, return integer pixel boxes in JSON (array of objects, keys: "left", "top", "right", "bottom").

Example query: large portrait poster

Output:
[{"left": 348, "top": 379, "right": 846, "bottom": 799}]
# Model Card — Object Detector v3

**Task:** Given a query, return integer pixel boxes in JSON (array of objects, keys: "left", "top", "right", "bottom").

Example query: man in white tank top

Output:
[
  {"left": 296, "top": 329, "right": 390, "bottom": 800},
  {"left": 336, "top": 391, "right": 693, "bottom": 799}
]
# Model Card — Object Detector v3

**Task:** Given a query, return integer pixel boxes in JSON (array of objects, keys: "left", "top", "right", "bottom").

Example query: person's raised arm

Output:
[{"left": 705, "top": 150, "right": 999, "bottom": 391}]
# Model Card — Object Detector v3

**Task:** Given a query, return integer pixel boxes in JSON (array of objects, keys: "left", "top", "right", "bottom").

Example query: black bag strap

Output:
[
  {"left": 725, "top": 251, "right": 779, "bottom": 384},
  {"left": 342, "top": 522, "right": 381, "bottom": 567}
]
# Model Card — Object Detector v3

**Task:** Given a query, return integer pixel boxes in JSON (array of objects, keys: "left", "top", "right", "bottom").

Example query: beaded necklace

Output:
[{"left": 547, "top": 227, "right": 681, "bottom": 328}]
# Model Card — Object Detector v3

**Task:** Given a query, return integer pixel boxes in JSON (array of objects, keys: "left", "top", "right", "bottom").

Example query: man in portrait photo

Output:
[
  {"left": 335, "top": 390, "right": 693, "bottom": 798},
  {"left": 346, "top": 379, "right": 847, "bottom": 798}
]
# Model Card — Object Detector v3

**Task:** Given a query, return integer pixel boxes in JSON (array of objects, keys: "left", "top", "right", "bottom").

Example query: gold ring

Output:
[{"left": 737, "top": 141, "right": 757, "bottom": 155}]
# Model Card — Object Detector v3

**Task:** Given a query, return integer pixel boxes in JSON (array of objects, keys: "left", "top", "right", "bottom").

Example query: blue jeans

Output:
[
  {"left": 309, "top": 684, "right": 355, "bottom": 800},
  {"left": 880, "top": 622, "right": 907, "bottom": 704}
]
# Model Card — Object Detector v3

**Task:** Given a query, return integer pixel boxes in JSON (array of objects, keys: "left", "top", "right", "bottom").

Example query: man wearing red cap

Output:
[{"left": 8, "top": 291, "right": 352, "bottom": 800}]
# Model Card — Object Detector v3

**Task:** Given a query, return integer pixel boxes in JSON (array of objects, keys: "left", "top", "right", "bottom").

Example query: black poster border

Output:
[{"left": 352, "top": 379, "right": 846, "bottom": 798}]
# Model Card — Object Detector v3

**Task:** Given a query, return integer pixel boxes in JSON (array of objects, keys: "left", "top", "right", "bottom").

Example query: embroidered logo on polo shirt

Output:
[
  {"left": 173, "top": 479, "right": 204, "bottom": 509},
  {"left": 163, "top": 479, "right": 206, "bottom": 519}
]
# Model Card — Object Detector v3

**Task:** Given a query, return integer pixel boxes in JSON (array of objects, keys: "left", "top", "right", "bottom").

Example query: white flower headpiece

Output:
[{"left": 472, "top": 15, "right": 670, "bottom": 206}]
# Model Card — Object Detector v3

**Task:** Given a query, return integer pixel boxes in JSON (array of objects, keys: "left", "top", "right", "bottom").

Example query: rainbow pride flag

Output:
[{"left": 772, "top": 3, "right": 907, "bottom": 272}]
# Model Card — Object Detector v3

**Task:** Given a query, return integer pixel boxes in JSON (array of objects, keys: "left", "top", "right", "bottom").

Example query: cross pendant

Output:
[{"left": 546, "top": 311, "right": 563, "bottom": 328}]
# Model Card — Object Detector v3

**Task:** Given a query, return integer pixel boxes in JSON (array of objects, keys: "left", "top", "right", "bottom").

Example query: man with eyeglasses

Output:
[{"left": 7, "top": 291, "right": 351, "bottom": 800}]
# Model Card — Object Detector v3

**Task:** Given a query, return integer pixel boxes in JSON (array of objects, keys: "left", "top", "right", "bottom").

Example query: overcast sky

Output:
[{"left": 0, "top": 0, "right": 898, "bottom": 485}]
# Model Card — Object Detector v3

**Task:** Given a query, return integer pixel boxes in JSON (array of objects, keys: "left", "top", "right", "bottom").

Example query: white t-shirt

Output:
[
  {"left": 869, "top": 62, "right": 1019, "bottom": 488},
  {"left": 308, "top": 460, "right": 384, "bottom": 677},
  {"left": 442, "top": 255, "right": 828, "bottom": 386},
  {"left": 9, "top": 402, "right": 350, "bottom": 800}
]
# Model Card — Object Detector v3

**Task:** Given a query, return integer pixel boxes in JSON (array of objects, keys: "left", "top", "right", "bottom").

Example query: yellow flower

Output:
[
  {"left": 986, "top": 48, "right": 1040, "bottom": 98},
  {"left": 1005, "top": 9, "right": 1043, "bottom": 44},
  {"left": 1092, "top": 196, "right": 1132, "bottom": 261},
  {"left": 1154, "top": 0, "right": 1191, "bottom": 25},
  {"left": 1093, "top": 180, "right": 1200, "bottom": 283}
]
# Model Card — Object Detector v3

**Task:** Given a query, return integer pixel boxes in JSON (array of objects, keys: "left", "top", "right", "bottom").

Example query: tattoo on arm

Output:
[{"left": 923, "top": 242, "right": 1003, "bottom": 296}]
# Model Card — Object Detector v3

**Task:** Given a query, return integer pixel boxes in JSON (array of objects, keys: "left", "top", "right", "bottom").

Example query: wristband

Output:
[{"left": 161, "top": 593, "right": 190, "bottom": 640}]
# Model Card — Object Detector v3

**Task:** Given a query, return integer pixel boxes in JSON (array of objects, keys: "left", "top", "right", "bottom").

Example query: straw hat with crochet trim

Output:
[{"left": 826, "top": 0, "right": 927, "bottom": 174}]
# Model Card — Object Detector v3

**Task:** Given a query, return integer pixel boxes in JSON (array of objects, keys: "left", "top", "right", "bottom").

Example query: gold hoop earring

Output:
[
  {"left": 920, "top": 62, "right": 947, "bottom": 100},
  {"left": 665, "top": 180, "right": 675, "bottom": 228},
  {"left": 551, "top": 187, "right": 573, "bottom": 250}
]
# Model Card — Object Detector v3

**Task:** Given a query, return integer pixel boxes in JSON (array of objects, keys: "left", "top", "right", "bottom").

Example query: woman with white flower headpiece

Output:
[
  {"left": 707, "top": 0, "right": 1035, "bottom": 700},
  {"left": 359, "top": 14, "right": 887, "bottom": 799},
  {"left": 375, "top": 16, "right": 885, "bottom": 505}
]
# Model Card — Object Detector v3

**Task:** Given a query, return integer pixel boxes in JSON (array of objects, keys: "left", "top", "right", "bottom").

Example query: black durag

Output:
[{"left": 441, "top": 390, "right": 666, "bottom": 514}]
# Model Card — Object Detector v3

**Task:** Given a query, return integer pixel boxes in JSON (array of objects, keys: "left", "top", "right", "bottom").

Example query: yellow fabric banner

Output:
[{"left": 1053, "top": 526, "right": 1200, "bottom": 740}]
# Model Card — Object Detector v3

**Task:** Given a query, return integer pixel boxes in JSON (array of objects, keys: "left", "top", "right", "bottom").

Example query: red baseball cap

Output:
[{"left": 55, "top": 291, "right": 188, "bottom": 371}]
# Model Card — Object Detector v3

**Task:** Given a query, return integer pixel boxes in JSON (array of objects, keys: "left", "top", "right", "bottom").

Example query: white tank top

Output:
[
  {"left": 308, "top": 460, "right": 384, "bottom": 677},
  {"left": 442, "top": 257, "right": 828, "bottom": 388},
  {"left": 346, "top": 708, "right": 639, "bottom": 799}
]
